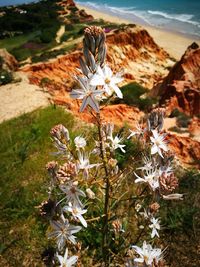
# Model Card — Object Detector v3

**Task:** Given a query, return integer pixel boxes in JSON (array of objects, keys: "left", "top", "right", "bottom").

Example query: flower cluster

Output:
[
  {"left": 70, "top": 26, "right": 123, "bottom": 113},
  {"left": 127, "top": 108, "right": 183, "bottom": 266},
  {"left": 41, "top": 26, "right": 184, "bottom": 267},
  {"left": 40, "top": 124, "right": 104, "bottom": 266}
]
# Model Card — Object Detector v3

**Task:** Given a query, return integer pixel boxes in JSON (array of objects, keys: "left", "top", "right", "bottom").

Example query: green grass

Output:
[
  {"left": 31, "top": 44, "right": 76, "bottom": 63},
  {"left": 169, "top": 108, "right": 192, "bottom": 128},
  {"left": 0, "top": 31, "right": 40, "bottom": 52},
  {"left": 114, "top": 82, "right": 157, "bottom": 111},
  {"left": 0, "top": 106, "right": 78, "bottom": 266}
]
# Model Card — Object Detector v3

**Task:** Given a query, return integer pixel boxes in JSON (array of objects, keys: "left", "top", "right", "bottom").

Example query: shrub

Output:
[
  {"left": 113, "top": 82, "right": 157, "bottom": 111},
  {"left": 64, "top": 24, "right": 74, "bottom": 31},
  {"left": 170, "top": 108, "right": 191, "bottom": 128},
  {"left": 11, "top": 47, "right": 32, "bottom": 61},
  {"left": 0, "top": 69, "right": 13, "bottom": 85},
  {"left": 40, "top": 30, "right": 55, "bottom": 44}
]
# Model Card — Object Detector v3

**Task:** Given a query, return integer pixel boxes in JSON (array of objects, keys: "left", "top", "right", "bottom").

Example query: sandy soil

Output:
[
  {"left": 77, "top": 4, "right": 200, "bottom": 60},
  {"left": 55, "top": 25, "right": 66, "bottom": 44},
  {"left": 0, "top": 72, "right": 50, "bottom": 123}
]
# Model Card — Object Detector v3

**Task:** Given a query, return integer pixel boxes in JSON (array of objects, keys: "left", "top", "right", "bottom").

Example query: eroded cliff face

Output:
[
  {"left": 0, "top": 49, "right": 18, "bottom": 71},
  {"left": 21, "top": 23, "right": 200, "bottom": 167},
  {"left": 151, "top": 42, "right": 200, "bottom": 116},
  {"left": 22, "top": 26, "right": 174, "bottom": 91},
  {"left": 167, "top": 133, "right": 200, "bottom": 168},
  {"left": 57, "top": 0, "right": 94, "bottom": 23},
  {"left": 21, "top": 25, "right": 173, "bottom": 131}
]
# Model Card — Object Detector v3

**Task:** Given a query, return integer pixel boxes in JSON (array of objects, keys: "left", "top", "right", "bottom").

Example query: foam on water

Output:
[
  {"left": 76, "top": 0, "right": 200, "bottom": 38},
  {"left": 147, "top": 10, "right": 199, "bottom": 26}
]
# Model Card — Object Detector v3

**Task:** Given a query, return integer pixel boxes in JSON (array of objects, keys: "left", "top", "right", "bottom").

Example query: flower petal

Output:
[
  {"left": 110, "top": 83, "right": 123, "bottom": 98},
  {"left": 90, "top": 74, "right": 105, "bottom": 86}
]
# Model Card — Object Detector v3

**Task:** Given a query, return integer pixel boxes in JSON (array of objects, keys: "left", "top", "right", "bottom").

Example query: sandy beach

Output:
[{"left": 77, "top": 4, "right": 200, "bottom": 60}]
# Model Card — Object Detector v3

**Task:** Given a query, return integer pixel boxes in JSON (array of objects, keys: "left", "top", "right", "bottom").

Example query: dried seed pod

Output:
[
  {"left": 56, "top": 162, "right": 77, "bottom": 184},
  {"left": 39, "top": 199, "right": 59, "bottom": 219},
  {"left": 149, "top": 202, "right": 160, "bottom": 213},
  {"left": 159, "top": 172, "right": 178, "bottom": 194}
]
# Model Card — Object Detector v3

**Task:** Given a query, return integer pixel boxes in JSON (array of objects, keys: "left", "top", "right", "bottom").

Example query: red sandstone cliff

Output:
[
  {"left": 151, "top": 42, "right": 200, "bottom": 116},
  {"left": 57, "top": 0, "right": 93, "bottom": 23},
  {"left": 20, "top": 16, "right": 199, "bottom": 167},
  {"left": 22, "top": 25, "right": 174, "bottom": 90},
  {"left": 21, "top": 25, "right": 173, "bottom": 130}
]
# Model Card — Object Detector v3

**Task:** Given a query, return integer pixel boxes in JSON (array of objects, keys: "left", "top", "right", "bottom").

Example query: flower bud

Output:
[
  {"left": 147, "top": 108, "right": 165, "bottom": 132},
  {"left": 86, "top": 188, "right": 95, "bottom": 199},
  {"left": 162, "top": 193, "right": 184, "bottom": 200}
]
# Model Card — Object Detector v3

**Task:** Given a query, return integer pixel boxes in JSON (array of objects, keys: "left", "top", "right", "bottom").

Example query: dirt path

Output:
[
  {"left": 55, "top": 25, "right": 65, "bottom": 43},
  {"left": 0, "top": 72, "right": 50, "bottom": 123}
]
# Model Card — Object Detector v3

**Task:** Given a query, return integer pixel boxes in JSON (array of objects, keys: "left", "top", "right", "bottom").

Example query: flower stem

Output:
[{"left": 96, "top": 113, "right": 110, "bottom": 266}]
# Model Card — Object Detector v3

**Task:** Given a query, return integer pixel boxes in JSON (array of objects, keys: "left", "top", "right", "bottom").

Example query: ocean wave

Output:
[
  {"left": 77, "top": 1, "right": 136, "bottom": 13},
  {"left": 76, "top": 1, "right": 150, "bottom": 24},
  {"left": 76, "top": 1, "right": 100, "bottom": 10},
  {"left": 148, "top": 10, "right": 200, "bottom": 26},
  {"left": 76, "top": 1, "right": 200, "bottom": 37}
]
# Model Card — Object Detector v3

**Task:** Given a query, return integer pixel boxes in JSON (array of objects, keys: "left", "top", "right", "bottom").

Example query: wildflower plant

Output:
[{"left": 40, "top": 26, "right": 183, "bottom": 267}]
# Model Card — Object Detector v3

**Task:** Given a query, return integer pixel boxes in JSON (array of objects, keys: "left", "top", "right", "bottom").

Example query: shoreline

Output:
[{"left": 77, "top": 4, "right": 200, "bottom": 60}]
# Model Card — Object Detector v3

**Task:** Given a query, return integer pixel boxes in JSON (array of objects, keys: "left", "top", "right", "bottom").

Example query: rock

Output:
[
  {"left": 167, "top": 133, "right": 200, "bottom": 169},
  {"left": 22, "top": 25, "right": 173, "bottom": 90},
  {"left": 57, "top": 0, "right": 94, "bottom": 23},
  {"left": 151, "top": 42, "right": 200, "bottom": 116},
  {"left": 0, "top": 48, "right": 18, "bottom": 71},
  {"left": 188, "top": 117, "right": 200, "bottom": 141},
  {"left": 20, "top": 24, "right": 174, "bottom": 152}
]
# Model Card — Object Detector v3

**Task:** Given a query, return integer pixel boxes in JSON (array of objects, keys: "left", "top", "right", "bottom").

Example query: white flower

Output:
[
  {"left": 158, "top": 164, "right": 173, "bottom": 177},
  {"left": 139, "top": 208, "right": 150, "bottom": 219},
  {"left": 127, "top": 123, "right": 144, "bottom": 139},
  {"left": 137, "top": 157, "right": 156, "bottom": 172},
  {"left": 57, "top": 248, "right": 78, "bottom": 267},
  {"left": 132, "top": 241, "right": 163, "bottom": 265},
  {"left": 77, "top": 151, "right": 100, "bottom": 178},
  {"left": 74, "top": 136, "right": 86, "bottom": 149},
  {"left": 149, "top": 217, "right": 160, "bottom": 238},
  {"left": 63, "top": 202, "right": 87, "bottom": 228},
  {"left": 150, "top": 130, "right": 168, "bottom": 158},
  {"left": 60, "top": 181, "right": 86, "bottom": 207},
  {"left": 108, "top": 135, "right": 126, "bottom": 153},
  {"left": 70, "top": 77, "right": 104, "bottom": 112},
  {"left": 134, "top": 167, "right": 159, "bottom": 191},
  {"left": 48, "top": 215, "right": 82, "bottom": 250},
  {"left": 90, "top": 65, "right": 123, "bottom": 98}
]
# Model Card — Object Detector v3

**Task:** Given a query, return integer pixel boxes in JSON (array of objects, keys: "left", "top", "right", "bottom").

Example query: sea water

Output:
[
  {"left": 1, "top": 0, "right": 200, "bottom": 39},
  {"left": 76, "top": 0, "right": 200, "bottom": 39}
]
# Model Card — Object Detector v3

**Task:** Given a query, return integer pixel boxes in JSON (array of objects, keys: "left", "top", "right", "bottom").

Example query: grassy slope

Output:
[
  {"left": 0, "top": 32, "right": 40, "bottom": 52},
  {"left": 0, "top": 106, "right": 77, "bottom": 266}
]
